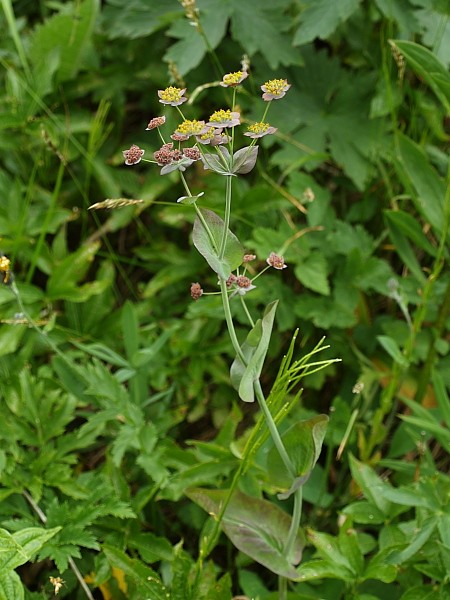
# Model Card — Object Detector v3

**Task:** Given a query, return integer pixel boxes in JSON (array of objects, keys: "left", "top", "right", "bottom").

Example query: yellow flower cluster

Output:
[
  {"left": 247, "top": 122, "right": 270, "bottom": 134},
  {"left": 176, "top": 120, "right": 206, "bottom": 136}
]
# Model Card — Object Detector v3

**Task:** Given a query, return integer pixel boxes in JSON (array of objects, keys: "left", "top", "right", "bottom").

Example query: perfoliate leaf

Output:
[
  {"left": 192, "top": 209, "right": 244, "bottom": 279},
  {"left": 230, "top": 301, "right": 278, "bottom": 402},
  {"left": 232, "top": 146, "right": 259, "bottom": 174},
  {"left": 186, "top": 488, "right": 304, "bottom": 579},
  {"left": 267, "top": 415, "right": 329, "bottom": 499}
]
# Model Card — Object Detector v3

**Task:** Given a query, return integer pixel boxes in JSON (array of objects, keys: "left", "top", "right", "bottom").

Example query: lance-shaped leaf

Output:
[
  {"left": 267, "top": 415, "right": 329, "bottom": 500},
  {"left": 186, "top": 488, "right": 304, "bottom": 579},
  {"left": 230, "top": 301, "right": 278, "bottom": 402},
  {"left": 192, "top": 209, "right": 244, "bottom": 279},
  {"left": 231, "top": 146, "right": 259, "bottom": 174}
]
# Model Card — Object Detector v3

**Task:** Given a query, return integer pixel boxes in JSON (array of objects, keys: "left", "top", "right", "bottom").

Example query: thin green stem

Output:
[
  {"left": 278, "top": 575, "right": 288, "bottom": 600},
  {"left": 219, "top": 176, "right": 233, "bottom": 260},
  {"left": 1, "top": 0, "right": 32, "bottom": 80},
  {"left": 23, "top": 490, "right": 95, "bottom": 600},
  {"left": 219, "top": 278, "right": 246, "bottom": 364},
  {"left": 285, "top": 487, "right": 303, "bottom": 557},
  {"left": 254, "top": 380, "right": 294, "bottom": 475},
  {"left": 239, "top": 296, "right": 255, "bottom": 327}
]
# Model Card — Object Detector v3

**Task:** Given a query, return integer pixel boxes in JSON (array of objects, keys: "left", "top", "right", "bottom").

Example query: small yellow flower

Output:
[
  {"left": 221, "top": 71, "right": 248, "bottom": 87},
  {"left": 244, "top": 122, "right": 277, "bottom": 138},
  {"left": 261, "top": 79, "right": 291, "bottom": 101},
  {"left": 175, "top": 119, "right": 207, "bottom": 137},
  {"left": 0, "top": 255, "right": 11, "bottom": 284},
  {"left": 158, "top": 86, "right": 187, "bottom": 106},
  {"left": 49, "top": 576, "right": 65, "bottom": 595},
  {"left": 207, "top": 109, "right": 240, "bottom": 127}
]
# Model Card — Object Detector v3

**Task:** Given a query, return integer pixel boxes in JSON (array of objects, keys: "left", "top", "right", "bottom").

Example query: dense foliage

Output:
[{"left": 0, "top": 0, "right": 449, "bottom": 598}]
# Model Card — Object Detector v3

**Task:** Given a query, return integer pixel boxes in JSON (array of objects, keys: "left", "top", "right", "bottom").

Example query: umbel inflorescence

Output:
[{"left": 121, "top": 71, "right": 291, "bottom": 300}]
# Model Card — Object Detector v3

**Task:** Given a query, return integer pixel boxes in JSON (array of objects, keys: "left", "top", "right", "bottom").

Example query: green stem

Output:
[
  {"left": 219, "top": 176, "right": 233, "bottom": 259},
  {"left": 1, "top": 0, "right": 32, "bottom": 80},
  {"left": 219, "top": 278, "right": 246, "bottom": 364},
  {"left": 278, "top": 575, "right": 288, "bottom": 600},
  {"left": 284, "top": 487, "right": 303, "bottom": 558},
  {"left": 254, "top": 380, "right": 294, "bottom": 475},
  {"left": 23, "top": 490, "right": 95, "bottom": 600},
  {"left": 239, "top": 296, "right": 255, "bottom": 327}
]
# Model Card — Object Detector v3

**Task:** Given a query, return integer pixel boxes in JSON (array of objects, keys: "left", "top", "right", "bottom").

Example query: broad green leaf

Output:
[
  {"left": 391, "top": 40, "right": 450, "bottom": 112},
  {"left": 294, "top": 0, "right": 362, "bottom": 46},
  {"left": 0, "top": 527, "right": 61, "bottom": 570},
  {"left": 103, "top": 544, "right": 168, "bottom": 599},
  {"left": 103, "top": 0, "right": 180, "bottom": 39},
  {"left": 294, "top": 252, "right": 330, "bottom": 295},
  {"left": 342, "top": 501, "right": 386, "bottom": 524},
  {"left": 338, "top": 525, "right": 364, "bottom": 576},
  {"left": 46, "top": 242, "right": 101, "bottom": 301},
  {"left": 229, "top": 0, "right": 297, "bottom": 68},
  {"left": 307, "top": 529, "right": 355, "bottom": 573},
  {"left": 267, "top": 415, "right": 329, "bottom": 499},
  {"left": 362, "top": 549, "right": 398, "bottom": 583},
  {"left": 396, "top": 133, "right": 446, "bottom": 235},
  {"left": 349, "top": 455, "right": 392, "bottom": 516},
  {"left": 384, "top": 210, "right": 437, "bottom": 257},
  {"left": 296, "top": 558, "right": 355, "bottom": 581},
  {"left": 29, "top": 0, "right": 99, "bottom": 84},
  {"left": 432, "top": 369, "right": 450, "bottom": 426},
  {"left": 0, "top": 325, "right": 26, "bottom": 357},
  {"left": 399, "top": 587, "right": 441, "bottom": 600},
  {"left": 230, "top": 301, "right": 278, "bottom": 403},
  {"left": 377, "top": 335, "right": 409, "bottom": 368},
  {"left": 0, "top": 570, "right": 24, "bottom": 600},
  {"left": 164, "top": 0, "right": 229, "bottom": 75},
  {"left": 386, "top": 517, "right": 437, "bottom": 564},
  {"left": 186, "top": 488, "right": 304, "bottom": 579},
  {"left": 192, "top": 209, "right": 244, "bottom": 279}
]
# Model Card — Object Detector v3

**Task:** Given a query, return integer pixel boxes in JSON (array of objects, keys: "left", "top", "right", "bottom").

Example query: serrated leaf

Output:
[
  {"left": 30, "top": 0, "right": 99, "bottom": 84},
  {"left": 192, "top": 209, "right": 244, "bottom": 279},
  {"left": 294, "top": 0, "right": 362, "bottom": 46},
  {"left": 103, "top": 544, "right": 168, "bottom": 599},
  {"left": 186, "top": 488, "right": 304, "bottom": 579},
  {"left": 230, "top": 301, "right": 278, "bottom": 403},
  {"left": 294, "top": 252, "right": 330, "bottom": 295},
  {"left": 103, "top": 0, "right": 180, "bottom": 39},
  {"left": 0, "top": 527, "right": 61, "bottom": 570}
]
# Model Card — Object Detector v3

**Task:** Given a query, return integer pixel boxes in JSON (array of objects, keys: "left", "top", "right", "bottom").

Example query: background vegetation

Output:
[{"left": 0, "top": 0, "right": 449, "bottom": 598}]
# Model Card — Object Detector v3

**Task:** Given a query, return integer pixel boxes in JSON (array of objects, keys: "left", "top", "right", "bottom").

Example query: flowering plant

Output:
[{"left": 121, "top": 71, "right": 338, "bottom": 598}]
